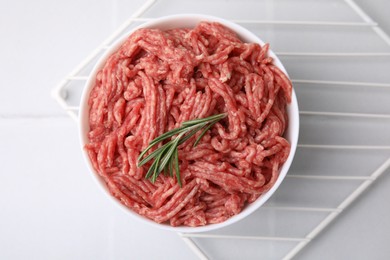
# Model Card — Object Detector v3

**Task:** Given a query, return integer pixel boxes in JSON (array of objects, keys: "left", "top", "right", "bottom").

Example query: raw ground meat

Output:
[{"left": 85, "top": 21, "right": 292, "bottom": 227}]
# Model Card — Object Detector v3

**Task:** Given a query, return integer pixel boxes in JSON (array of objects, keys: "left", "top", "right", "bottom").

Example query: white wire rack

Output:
[{"left": 52, "top": 0, "right": 390, "bottom": 259}]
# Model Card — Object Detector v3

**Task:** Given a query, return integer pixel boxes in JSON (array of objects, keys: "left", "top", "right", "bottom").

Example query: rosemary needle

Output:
[{"left": 137, "top": 113, "right": 227, "bottom": 187}]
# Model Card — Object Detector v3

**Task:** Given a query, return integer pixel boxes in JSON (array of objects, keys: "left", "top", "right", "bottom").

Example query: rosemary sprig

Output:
[{"left": 137, "top": 113, "right": 227, "bottom": 187}]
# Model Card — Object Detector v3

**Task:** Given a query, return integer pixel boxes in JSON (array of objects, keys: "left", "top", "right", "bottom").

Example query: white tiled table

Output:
[{"left": 1, "top": 0, "right": 390, "bottom": 259}]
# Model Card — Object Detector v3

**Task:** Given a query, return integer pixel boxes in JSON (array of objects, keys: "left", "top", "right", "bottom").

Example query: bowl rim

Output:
[{"left": 79, "top": 13, "right": 299, "bottom": 233}]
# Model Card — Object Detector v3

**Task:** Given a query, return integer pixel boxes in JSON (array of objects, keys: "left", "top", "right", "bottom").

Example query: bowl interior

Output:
[{"left": 79, "top": 14, "right": 299, "bottom": 233}]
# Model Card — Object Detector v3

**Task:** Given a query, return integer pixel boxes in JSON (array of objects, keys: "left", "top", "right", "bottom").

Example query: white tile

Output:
[
  {"left": 0, "top": 118, "right": 197, "bottom": 260},
  {"left": 0, "top": 0, "right": 145, "bottom": 116}
]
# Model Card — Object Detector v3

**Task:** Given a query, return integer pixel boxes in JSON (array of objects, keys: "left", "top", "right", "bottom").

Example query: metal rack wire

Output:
[{"left": 52, "top": 0, "right": 390, "bottom": 259}]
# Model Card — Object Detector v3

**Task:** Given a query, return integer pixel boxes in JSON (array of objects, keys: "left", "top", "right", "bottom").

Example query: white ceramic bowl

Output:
[{"left": 79, "top": 14, "right": 299, "bottom": 233}]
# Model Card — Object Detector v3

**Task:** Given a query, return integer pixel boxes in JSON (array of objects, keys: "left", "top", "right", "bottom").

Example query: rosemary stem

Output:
[{"left": 137, "top": 113, "right": 227, "bottom": 187}]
